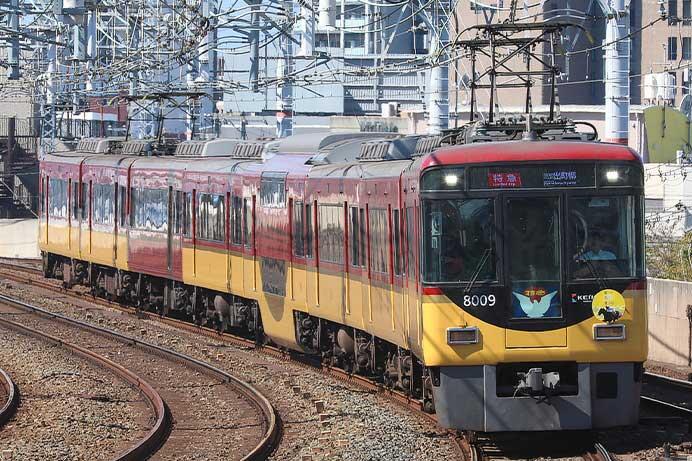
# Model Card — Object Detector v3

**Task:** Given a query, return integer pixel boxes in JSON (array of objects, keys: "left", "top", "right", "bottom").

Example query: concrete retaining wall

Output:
[
  {"left": 0, "top": 218, "right": 38, "bottom": 258},
  {"left": 648, "top": 278, "right": 692, "bottom": 367}
]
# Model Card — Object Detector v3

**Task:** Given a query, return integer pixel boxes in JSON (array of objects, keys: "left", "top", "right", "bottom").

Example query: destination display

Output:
[{"left": 469, "top": 164, "right": 596, "bottom": 190}]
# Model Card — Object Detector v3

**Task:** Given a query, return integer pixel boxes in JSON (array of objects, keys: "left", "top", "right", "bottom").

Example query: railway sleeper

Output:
[{"left": 43, "top": 253, "right": 434, "bottom": 409}]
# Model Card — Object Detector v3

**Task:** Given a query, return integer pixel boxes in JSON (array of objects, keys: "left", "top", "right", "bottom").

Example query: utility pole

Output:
[
  {"left": 428, "top": 1, "right": 449, "bottom": 135},
  {"left": 602, "top": 0, "right": 630, "bottom": 144},
  {"left": 276, "top": 0, "right": 294, "bottom": 138},
  {"left": 249, "top": 0, "right": 260, "bottom": 93},
  {"left": 7, "top": 0, "right": 20, "bottom": 80}
]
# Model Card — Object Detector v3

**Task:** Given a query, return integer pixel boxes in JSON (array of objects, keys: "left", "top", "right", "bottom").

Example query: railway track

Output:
[
  {"left": 0, "top": 366, "right": 19, "bottom": 429},
  {"left": 0, "top": 261, "right": 643, "bottom": 460},
  {"left": 0, "top": 292, "right": 280, "bottom": 461},
  {"left": 0, "top": 262, "right": 433, "bottom": 417},
  {"left": 454, "top": 431, "right": 614, "bottom": 461},
  {"left": 641, "top": 371, "right": 692, "bottom": 420}
]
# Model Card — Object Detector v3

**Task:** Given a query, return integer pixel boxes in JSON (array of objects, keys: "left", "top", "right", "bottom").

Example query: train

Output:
[{"left": 38, "top": 123, "right": 646, "bottom": 432}]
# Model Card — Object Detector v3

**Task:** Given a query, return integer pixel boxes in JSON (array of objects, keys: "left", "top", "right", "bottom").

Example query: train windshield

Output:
[
  {"left": 568, "top": 195, "right": 638, "bottom": 280},
  {"left": 422, "top": 198, "right": 497, "bottom": 283}
]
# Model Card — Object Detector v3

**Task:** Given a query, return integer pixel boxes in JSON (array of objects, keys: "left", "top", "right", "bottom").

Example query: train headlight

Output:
[
  {"left": 605, "top": 170, "right": 620, "bottom": 182},
  {"left": 447, "top": 326, "right": 479, "bottom": 345},
  {"left": 444, "top": 174, "right": 459, "bottom": 186},
  {"left": 593, "top": 323, "right": 626, "bottom": 340}
]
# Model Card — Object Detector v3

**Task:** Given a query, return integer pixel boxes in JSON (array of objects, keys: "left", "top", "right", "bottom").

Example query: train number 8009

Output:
[{"left": 462, "top": 294, "right": 496, "bottom": 308}]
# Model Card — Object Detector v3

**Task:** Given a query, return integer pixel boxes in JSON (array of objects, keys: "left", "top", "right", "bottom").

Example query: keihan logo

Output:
[
  {"left": 571, "top": 293, "right": 594, "bottom": 304},
  {"left": 512, "top": 287, "right": 557, "bottom": 318}
]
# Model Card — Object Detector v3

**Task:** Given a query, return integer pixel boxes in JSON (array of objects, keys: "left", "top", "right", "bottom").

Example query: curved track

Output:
[
  {"left": 0, "top": 261, "right": 628, "bottom": 461},
  {"left": 0, "top": 292, "right": 280, "bottom": 461},
  {"left": 0, "top": 367, "right": 19, "bottom": 429},
  {"left": 0, "top": 314, "right": 168, "bottom": 460}
]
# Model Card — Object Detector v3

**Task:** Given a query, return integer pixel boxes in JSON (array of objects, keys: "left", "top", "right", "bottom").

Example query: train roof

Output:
[{"left": 421, "top": 141, "right": 640, "bottom": 169}]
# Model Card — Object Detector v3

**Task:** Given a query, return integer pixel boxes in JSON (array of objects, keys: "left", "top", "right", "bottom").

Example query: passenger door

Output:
[{"left": 243, "top": 194, "right": 257, "bottom": 293}]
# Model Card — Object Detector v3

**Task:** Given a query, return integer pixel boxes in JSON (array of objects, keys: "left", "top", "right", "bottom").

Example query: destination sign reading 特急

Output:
[{"left": 469, "top": 164, "right": 596, "bottom": 190}]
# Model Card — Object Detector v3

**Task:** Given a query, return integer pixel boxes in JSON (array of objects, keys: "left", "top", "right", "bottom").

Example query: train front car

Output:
[{"left": 419, "top": 141, "right": 646, "bottom": 432}]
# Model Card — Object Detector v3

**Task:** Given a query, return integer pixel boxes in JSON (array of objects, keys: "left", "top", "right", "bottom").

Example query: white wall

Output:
[{"left": 0, "top": 218, "right": 39, "bottom": 258}]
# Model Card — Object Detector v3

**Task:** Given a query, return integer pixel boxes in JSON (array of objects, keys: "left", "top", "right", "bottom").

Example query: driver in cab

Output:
[
  {"left": 580, "top": 231, "right": 616, "bottom": 261},
  {"left": 574, "top": 230, "right": 623, "bottom": 278}
]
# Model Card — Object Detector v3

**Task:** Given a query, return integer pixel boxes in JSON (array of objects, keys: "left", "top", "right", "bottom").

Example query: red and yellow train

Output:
[{"left": 39, "top": 132, "right": 647, "bottom": 432}]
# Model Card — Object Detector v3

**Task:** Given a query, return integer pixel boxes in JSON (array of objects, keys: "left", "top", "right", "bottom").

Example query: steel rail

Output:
[
  {"left": 0, "top": 314, "right": 170, "bottom": 461},
  {"left": 593, "top": 442, "right": 613, "bottom": 461},
  {"left": 0, "top": 292, "right": 281, "bottom": 461},
  {"left": 0, "top": 367, "right": 19, "bottom": 428},
  {"left": 0, "top": 264, "right": 430, "bottom": 417},
  {"left": 644, "top": 371, "right": 692, "bottom": 391}
]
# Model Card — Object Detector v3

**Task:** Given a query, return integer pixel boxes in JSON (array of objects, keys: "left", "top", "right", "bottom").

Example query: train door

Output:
[
  {"left": 289, "top": 198, "right": 309, "bottom": 307},
  {"left": 243, "top": 194, "right": 256, "bottom": 293},
  {"left": 192, "top": 188, "right": 197, "bottom": 282},
  {"left": 404, "top": 205, "right": 420, "bottom": 347},
  {"left": 67, "top": 179, "right": 72, "bottom": 253},
  {"left": 504, "top": 195, "right": 567, "bottom": 348},
  {"left": 112, "top": 182, "right": 118, "bottom": 266},
  {"left": 42, "top": 175, "right": 48, "bottom": 246},
  {"left": 69, "top": 177, "right": 79, "bottom": 256},
  {"left": 80, "top": 180, "right": 91, "bottom": 257},
  {"left": 229, "top": 190, "right": 243, "bottom": 294},
  {"left": 167, "top": 185, "right": 174, "bottom": 273},
  {"left": 304, "top": 200, "right": 318, "bottom": 310},
  {"left": 347, "top": 205, "right": 366, "bottom": 328},
  {"left": 392, "top": 207, "right": 407, "bottom": 342}
]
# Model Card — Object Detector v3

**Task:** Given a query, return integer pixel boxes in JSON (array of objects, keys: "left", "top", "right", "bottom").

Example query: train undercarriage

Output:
[{"left": 42, "top": 251, "right": 437, "bottom": 412}]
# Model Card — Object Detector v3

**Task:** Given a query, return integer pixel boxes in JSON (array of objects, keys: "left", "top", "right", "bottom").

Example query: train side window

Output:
[
  {"left": 260, "top": 173, "right": 287, "bottom": 208},
  {"left": 232, "top": 196, "right": 243, "bottom": 245},
  {"left": 305, "top": 202, "right": 313, "bottom": 258},
  {"left": 318, "top": 204, "right": 344, "bottom": 264},
  {"left": 93, "top": 183, "right": 114, "bottom": 226},
  {"left": 172, "top": 190, "right": 181, "bottom": 234},
  {"left": 406, "top": 207, "right": 415, "bottom": 280},
  {"left": 196, "top": 193, "right": 207, "bottom": 239},
  {"left": 119, "top": 185, "right": 128, "bottom": 227},
  {"left": 293, "top": 200, "right": 305, "bottom": 257},
  {"left": 81, "top": 181, "right": 90, "bottom": 221},
  {"left": 369, "top": 208, "right": 388, "bottom": 274},
  {"left": 393, "top": 209, "right": 403, "bottom": 276},
  {"left": 243, "top": 197, "right": 253, "bottom": 248},
  {"left": 214, "top": 194, "right": 225, "bottom": 242},
  {"left": 93, "top": 184, "right": 101, "bottom": 224},
  {"left": 183, "top": 192, "right": 192, "bottom": 237},
  {"left": 130, "top": 188, "right": 136, "bottom": 227},
  {"left": 350, "top": 206, "right": 364, "bottom": 267},
  {"left": 195, "top": 192, "right": 223, "bottom": 241},
  {"left": 48, "top": 178, "right": 68, "bottom": 219},
  {"left": 72, "top": 180, "right": 80, "bottom": 221}
]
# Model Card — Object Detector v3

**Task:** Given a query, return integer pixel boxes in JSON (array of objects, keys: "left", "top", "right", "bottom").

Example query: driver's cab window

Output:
[
  {"left": 568, "top": 196, "right": 636, "bottom": 279},
  {"left": 506, "top": 197, "right": 562, "bottom": 319},
  {"left": 422, "top": 198, "right": 496, "bottom": 283}
]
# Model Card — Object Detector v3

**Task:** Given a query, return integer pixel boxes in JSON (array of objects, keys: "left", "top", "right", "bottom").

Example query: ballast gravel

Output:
[
  {"left": 0, "top": 326, "right": 148, "bottom": 461},
  {"left": 0, "top": 280, "right": 458, "bottom": 461}
]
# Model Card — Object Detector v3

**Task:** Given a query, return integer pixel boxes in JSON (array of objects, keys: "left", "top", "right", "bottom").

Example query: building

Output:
[
  {"left": 632, "top": 0, "right": 692, "bottom": 107},
  {"left": 224, "top": 0, "right": 431, "bottom": 117}
]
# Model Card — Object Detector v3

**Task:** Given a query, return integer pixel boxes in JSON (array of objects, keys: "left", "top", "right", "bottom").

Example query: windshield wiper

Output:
[
  {"left": 465, "top": 248, "right": 492, "bottom": 293},
  {"left": 575, "top": 252, "right": 607, "bottom": 289}
]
